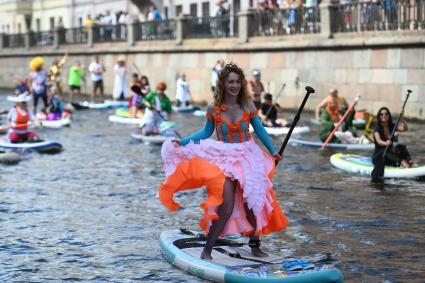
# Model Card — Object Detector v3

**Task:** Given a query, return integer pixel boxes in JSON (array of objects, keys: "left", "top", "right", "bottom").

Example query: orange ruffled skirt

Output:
[{"left": 159, "top": 138, "right": 288, "bottom": 237}]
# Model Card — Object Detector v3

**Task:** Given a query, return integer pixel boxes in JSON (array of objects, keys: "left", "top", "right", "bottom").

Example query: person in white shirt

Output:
[
  {"left": 88, "top": 56, "right": 106, "bottom": 102},
  {"left": 176, "top": 74, "right": 191, "bottom": 107},
  {"left": 112, "top": 56, "right": 129, "bottom": 100},
  {"left": 211, "top": 59, "right": 224, "bottom": 95}
]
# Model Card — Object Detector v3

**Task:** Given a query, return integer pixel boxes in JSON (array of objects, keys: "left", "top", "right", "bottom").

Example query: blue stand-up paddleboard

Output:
[
  {"left": 330, "top": 153, "right": 425, "bottom": 179},
  {"left": 0, "top": 139, "right": 63, "bottom": 154},
  {"left": 160, "top": 229, "right": 344, "bottom": 283}
]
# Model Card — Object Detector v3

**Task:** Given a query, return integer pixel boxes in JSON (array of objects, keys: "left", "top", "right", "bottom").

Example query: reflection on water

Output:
[{"left": 1, "top": 92, "right": 424, "bottom": 282}]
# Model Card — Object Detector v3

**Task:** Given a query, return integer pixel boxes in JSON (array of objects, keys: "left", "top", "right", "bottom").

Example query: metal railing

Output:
[
  {"left": 332, "top": 0, "right": 425, "bottom": 32},
  {"left": 134, "top": 20, "right": 176, "bottom": 41},
  {"left": 183, "top": 15, "right": 239, "bottom": 39},
  {"left": 2, "top": 33, "right": 25, "bottom": 48},
  {"left": 60, "top": 27, "right": 88, "bottom": 45},
  {"left": 250, "top": 7, "right": 320, "bottom": 37},
  {"left": 92, "top": 24, "right": 127, "bottom": 43},
  {"left": 30, "top": 31, "right": 54, "bottom": 47}
]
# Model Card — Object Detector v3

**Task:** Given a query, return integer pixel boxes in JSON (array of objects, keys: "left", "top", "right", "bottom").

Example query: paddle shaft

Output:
[
  {"left": 276, "top": 86, "right": 315, "bottom": 166},
  {"left": 131, "top": 85, "right": 182, "bottom": 139},
  {"left": 322, "top": 95, "right": 360, "bottom": 150},
  {"left": 264, "top": 83, "right": 286, "bottom": 118}
]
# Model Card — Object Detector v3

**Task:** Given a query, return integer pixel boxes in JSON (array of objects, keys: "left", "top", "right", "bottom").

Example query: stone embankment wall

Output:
[{"left": 0, "top": 33, "right": 424, "bottom": 119}]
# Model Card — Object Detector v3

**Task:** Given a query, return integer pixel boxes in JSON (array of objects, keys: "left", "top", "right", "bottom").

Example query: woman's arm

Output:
[
  {"left": 397, "top": 113, "right": 408, "bottom": 132},
  {"left": 248, "top": 101, "right": 276, "bottom": 155},
  {"left": 180, "top": 104, "right": 215, "bottom": 145},
  {"left": 374, "top": 131, "right": 391, "bottom": 147}
]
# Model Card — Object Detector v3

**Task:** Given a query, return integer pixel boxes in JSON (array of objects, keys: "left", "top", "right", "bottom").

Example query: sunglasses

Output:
[{"left": 379, "top": 112, "right": 389, "bottom": 116}]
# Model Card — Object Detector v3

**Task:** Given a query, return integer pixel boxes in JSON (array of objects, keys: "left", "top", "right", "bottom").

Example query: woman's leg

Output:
[
  {"left": 201, "top": 177, "right": 236, "bottom": 260},
  {"left": 244, "top": 202, "right": 268, "bottom": 257},
  {"left": 395, "top": 144, "right": 413, "bottom": 167}
]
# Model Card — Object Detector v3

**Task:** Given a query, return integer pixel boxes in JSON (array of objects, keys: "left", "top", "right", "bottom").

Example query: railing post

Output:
[
  {"left": 87, "top": 26, "right": 94, "bottom": 47},
  {"left": 24, "top": 31, "right": 32, "bottom": 49},
  {"left": 238, "top": 10, "right": 253, "bottom": 43},
  {"left": 127, "top": 23, "right": 135, "bottom": 46},
  {"left": 175, "top": 15, "right": 185, "bottom": 45},
  {"left": 0, "top": 34, "right": 4, "bottom": 50},
  {"left": 319, "top": 0, "right": 334, "bottom": 38},
  {"left": 53, "top": 28, "right": 60, "bottom": 49}
]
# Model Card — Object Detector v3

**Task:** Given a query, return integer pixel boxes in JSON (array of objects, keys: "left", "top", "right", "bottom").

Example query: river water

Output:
[{"left": 1, "top": 91, "right": 424, "bottom": 282}]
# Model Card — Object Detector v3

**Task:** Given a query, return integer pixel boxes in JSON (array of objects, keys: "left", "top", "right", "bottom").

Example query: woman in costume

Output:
[
  {"left": 372, "top": 107, "right": 414, "bottom": 168},
  {"left": 159, "top": 63, "right": 288, "bottom": 260}
]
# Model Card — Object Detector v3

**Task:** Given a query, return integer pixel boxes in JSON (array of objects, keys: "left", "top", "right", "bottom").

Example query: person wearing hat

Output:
[
  {"left": 259, "top": 93, "right": 289, "bottom": 127},
  {"left": 112, "top": 55, "right": 129, "bottom": 101},
  {"left": 28, "top": 56, "right": 48, "bottom": 114},
  {"left": 248, "top": 69, "right": 265, "bottom": 110},
  {"left": 139, "top": 82, "right": 172, "bottom": 136},
  {"left": 6, "top": 93, "right": 41, "bottom": 143},
  {"left": 48, "top": 53, "right": 67, "bottom": 95}
]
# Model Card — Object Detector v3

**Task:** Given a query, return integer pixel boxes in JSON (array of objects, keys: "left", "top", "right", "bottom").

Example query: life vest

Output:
[
  {"left": 325, "top": 96, "right": 343, "bottom": 122},
  {"left": 14, "top": 107, "right": 29, "bottom": 131}
]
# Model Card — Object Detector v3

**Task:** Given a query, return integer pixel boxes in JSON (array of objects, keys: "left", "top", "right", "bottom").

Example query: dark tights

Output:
[{"left": 202, "top": 178, "right": 261, "bottom": 258}]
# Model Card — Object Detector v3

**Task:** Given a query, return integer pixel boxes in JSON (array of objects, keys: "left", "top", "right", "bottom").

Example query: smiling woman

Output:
[{"left": 159, "top": 62, "right": 287, "bottom": 261}]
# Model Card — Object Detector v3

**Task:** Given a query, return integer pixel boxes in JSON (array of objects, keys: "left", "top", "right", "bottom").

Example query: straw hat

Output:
[
  {"left": 117, "top": 55, "right": 126, "bottom": 62},
  {"left": 29, "top": 56, "right": 44, "bottom": 70}
]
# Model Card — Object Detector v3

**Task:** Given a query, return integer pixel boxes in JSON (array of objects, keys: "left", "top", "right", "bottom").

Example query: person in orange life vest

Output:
[
  {"left": 6, "top": 93, "right": 41, "bottom": 143},
  {"left": 248, "top": 69, "right": 265, "bottom": 110},
  {"left": 316, "top": 88, "right": 355, "bottom": 142}
]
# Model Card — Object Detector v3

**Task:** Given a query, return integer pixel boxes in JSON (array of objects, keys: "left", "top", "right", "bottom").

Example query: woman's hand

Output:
[
  {"left": 172, "top": 139, "right": 181, "bottom": 147},
  {"left": 273, "top": 152, "right": 282, "bottom": 163},
  {"left": 386, "top": 140, "right": 392, "bottom": 146}
]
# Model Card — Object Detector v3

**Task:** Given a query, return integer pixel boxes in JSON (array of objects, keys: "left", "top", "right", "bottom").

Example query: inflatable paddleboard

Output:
[
  {"left": 131, "top": 133, "right": 168, "bottom": 144},
  {"left": 160, "top": 229, "right": 343, "bottom": 283},
  {"left": 289, "top": 139, "right": 374, "bottom": 151},
  {"left": 108, "top": 115, "right": 143, "bottom": 125},
  {"left": 104, "top": 100, "right": 129, "bottom": 108},
  {"left": 0, "top": 139, "right": 62, "bottom": 153},
  {"left": 330, "top": 153, "right": 425, "bottom": 178},
  {"left": 0, "top": 151, "right": 21, "bottom": 164},
  {"left": 309, "top": 118, "right": 365, "bottom": 129},
  {"left": 173, "top": 105, "right": 199, "bottom": 113},
  {"left": 193, "top": 109, "right": 207, "bottom": 117},
  {"left": 0, "top": 125, "right": 7, "bottom": 135},
  {"left": 76, "top": 100, "right": 128, "bottom": 109},
  {"left": 115, "top": 108, "right": 143, "bottom": 118},
  {"left": 250, "top": 126, "right": 310, "bottom": 136},
  {"left": 38, "top": 117, "right": 71, "bottom": 128}
]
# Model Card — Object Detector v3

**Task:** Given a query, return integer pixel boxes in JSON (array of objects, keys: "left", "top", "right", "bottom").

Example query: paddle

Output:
[
  {"left": 275, "top": 86, "right": 315, "bottom": 166},
  {"left": 371, "top": 90, "right": 411, "bottom": 182},
  {"left": 130, "top": 85, "right": 182, "bottom": 139},
  {"left": 322, "top": 95, "right": 360, "bottom": 150},
  {"left": 264, "top": 83, "right": 286, "bottom": 118}
]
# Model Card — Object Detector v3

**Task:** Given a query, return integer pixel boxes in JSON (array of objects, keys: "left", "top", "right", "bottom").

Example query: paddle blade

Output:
[{"left": 371, "top": 157, "right": 385, "bottom": 183}]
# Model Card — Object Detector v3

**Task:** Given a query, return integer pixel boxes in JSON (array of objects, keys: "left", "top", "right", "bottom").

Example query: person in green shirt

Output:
[
  {"left": 68, "top": 60, "right": 85, "bottom": 103},
  {"left": 140, "top": 81, "right": 172, "bottom": 135}
]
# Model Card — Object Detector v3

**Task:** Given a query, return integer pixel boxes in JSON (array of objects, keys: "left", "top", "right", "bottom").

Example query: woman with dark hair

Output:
[
  {"left": 159, "top": 63, "right": 288, "bottom": 260},
  {"left": 372, "top": 107, "right": 414, "bottom": 168}
]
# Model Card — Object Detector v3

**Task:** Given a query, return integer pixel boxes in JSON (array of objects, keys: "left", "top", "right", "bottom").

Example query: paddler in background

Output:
[
  {"left": 139, "top": 82, "right": 172, "bottom": 135},
  {"left": 129, "top": 73, "right": 146, "bottom": 118},
  {"left": 6, "top": 93, "right": 42, "bottom": 143},
  {"left": 316, "top": 88, "right": 356, "bottom": 143},
  {"left": 248, "top": 69, "right": 265, "bottom": 110},
  {"left": 372, "top": 107, "right": 415, "bottom": 168},
  {"left": 67, "top": 60, "right": 85, "bottom": 103},
  {"left": 258, "top": 93, "right": 290, "bottom": 127},
  {"left": 28, "top": 56, "right": 48, "bottom": 114},
  {"left": 49, "top": 54, "right": 68, "bottom": 95}
]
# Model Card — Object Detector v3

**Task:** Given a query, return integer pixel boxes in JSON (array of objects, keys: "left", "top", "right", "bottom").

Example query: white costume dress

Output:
[{"left": 112, "top": 64, "right": 129, "bottom": 99}]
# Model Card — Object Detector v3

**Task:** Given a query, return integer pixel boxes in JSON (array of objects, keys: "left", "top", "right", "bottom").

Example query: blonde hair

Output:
[{"left": 214, "top": 62, "right": 249, "bottom": 107}]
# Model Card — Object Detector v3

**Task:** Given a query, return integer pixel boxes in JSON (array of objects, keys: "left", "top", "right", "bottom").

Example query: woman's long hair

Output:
[{"left": 214, "top": 62, "right": 250, "bottom": 107}]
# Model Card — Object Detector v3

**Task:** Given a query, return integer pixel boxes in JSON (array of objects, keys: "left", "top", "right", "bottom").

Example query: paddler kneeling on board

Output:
[
  {"left": 159, "top": 63, "right": 288, "bottom": 260},
  {"left": 139, "top": 82, "right": 172, "bottom": 136},
  {"left": 6, "top": 93, "right": 42, "bottom": 143},
  {"left": 258, "top": 93, "right": 290, "bottom": 127},
  {"left": 373, "top": 107, "right": 415, "bottom": 168},
  {"left": 317, "top": 88, "right": 357, "bottom": 143}
]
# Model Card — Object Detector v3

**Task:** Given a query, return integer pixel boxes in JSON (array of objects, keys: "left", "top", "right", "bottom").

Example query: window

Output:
[
  {"left": 36, "top": 18, "right": 40, "bottom": 31},
  {"left": 78, "top": 17, "right": 83, "bottom": 27},
  {"left": 249, "top": 0, "right": 253, "bottom": 8},
  {"left": 164, "top": 6, "right": 168, "bottom": 19},
  {"left": 17, "top": 23, "right": 22, "bottom": 33},
  {"left": 190, "top": 3, "right": 197, "bottom": 17},
  {"left": 49, "top": 17, "right": 55, "bottom": 30},
  {"left": 202, "top": 2, "right": 209, "bottom": 17},
  {"left": 176, "top": 5, "right": 183, "bottom": 17}
]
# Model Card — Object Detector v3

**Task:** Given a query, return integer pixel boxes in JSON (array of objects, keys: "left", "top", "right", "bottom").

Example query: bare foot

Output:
[
  {"left": 401, "top": 160, "right": 410, "bottom": 168},
  {"left": 251, "top": 247, "right": 269, "bottom": 257},
  {"left": 200, "top": 249, "right": 212, "bottom": 260}
]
